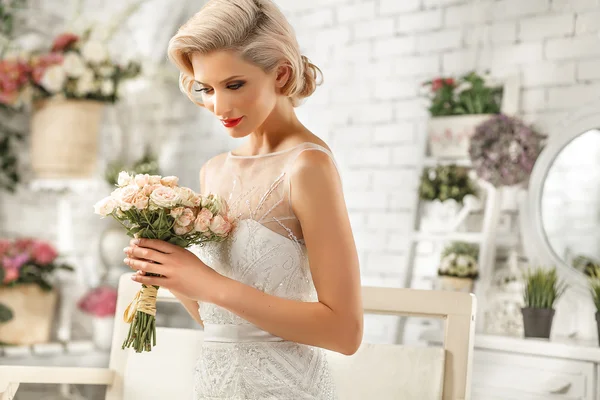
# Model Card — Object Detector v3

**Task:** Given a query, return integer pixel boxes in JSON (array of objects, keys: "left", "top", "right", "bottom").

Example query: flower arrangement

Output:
[
  {"left": 0, "top": 238, "right": 74, "bottom": 323},
  {"left": 419, "top": 164, "right": 478, "bottom": 203},
  {"left": 522, "top": 267, "right": 567, "bottom": 309},
  {"left": 0, "top": 31, "right": 141, "bottom": 109},
  {"left": 78, "top": 285, "right": 118, "bottom": 318},
  {"left": 438, "top": 241, "right": 479, "bottom": 279},
  {"left": 422, "top": 71, "right": 503, "bottom": 117},
  {"left": 468, "top": 114, "right": 545, "bottom": 187},
  {"left": 94, "top": 172, "right": 236, "bottom": 353}
]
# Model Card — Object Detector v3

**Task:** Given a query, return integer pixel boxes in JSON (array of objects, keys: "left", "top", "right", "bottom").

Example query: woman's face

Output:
[{"left": 190, "top": 51, "right": 281, "bottom": 138}]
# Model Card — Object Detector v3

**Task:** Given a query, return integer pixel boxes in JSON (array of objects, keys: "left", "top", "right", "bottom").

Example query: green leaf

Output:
[{"left": 0, "top": 303, "right": 13, "bottom": 323}]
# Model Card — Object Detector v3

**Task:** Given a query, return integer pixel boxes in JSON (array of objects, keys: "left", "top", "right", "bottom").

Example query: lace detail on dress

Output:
[{"left": 192, "top": 142, "right": 340, "bottom": 399}]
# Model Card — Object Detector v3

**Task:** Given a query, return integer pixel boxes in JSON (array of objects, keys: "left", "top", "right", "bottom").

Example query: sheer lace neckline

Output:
[{"left": 227, "top": 141, "right": 314, "bottom": 159}]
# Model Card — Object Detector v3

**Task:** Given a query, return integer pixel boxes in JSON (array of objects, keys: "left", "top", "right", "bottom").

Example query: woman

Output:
[{"left": 122, "top": 0, "right": 362, "bottom": 398}]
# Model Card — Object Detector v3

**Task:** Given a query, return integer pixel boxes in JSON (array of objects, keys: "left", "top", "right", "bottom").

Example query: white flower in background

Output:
[
  {"left": 62, "top": 52, "right": 86, "bottom": 78},
  {"left": 81, "top": 41, "right": 108, "bottom": 64},
  {"left": 101, "top": 79, "right": 114, "bottom": 96},
  {"left": 40, "top": 65, "right": 67, "bottom": 94},
  {"left": 455, "top": 81, "right": 472, "bottom": 93},
  {"left": 98, "top": 65, "right": 115, "bottom": 77},
  {"left": 456, "top": 255, "right": 470, "bottom": 268},
  {"left": 75, "top": 69, "right": 96, "bottom": 96}
]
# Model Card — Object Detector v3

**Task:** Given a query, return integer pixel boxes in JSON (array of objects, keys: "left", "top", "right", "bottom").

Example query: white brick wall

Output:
[{"left": 3, "top": 0, "right": 600, "bottom": 350}]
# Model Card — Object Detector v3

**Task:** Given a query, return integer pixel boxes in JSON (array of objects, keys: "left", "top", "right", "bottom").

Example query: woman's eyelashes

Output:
[{"left": 194, "top": 81, "right": 246, "bottom": 93}]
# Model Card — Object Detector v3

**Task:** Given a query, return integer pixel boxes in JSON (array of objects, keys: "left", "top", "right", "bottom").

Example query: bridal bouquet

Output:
[{"left": 94, "top": 172, "right": 235, "bottom": 352}]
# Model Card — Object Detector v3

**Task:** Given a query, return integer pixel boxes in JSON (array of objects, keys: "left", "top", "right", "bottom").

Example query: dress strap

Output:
[{"left": 284, "top": 143, "right": 343, "bottom": 216}]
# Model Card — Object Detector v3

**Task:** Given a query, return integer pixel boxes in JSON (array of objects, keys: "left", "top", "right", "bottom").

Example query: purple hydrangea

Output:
[{"left": 469, "top": 114, "right": 544, "bottom": 186}]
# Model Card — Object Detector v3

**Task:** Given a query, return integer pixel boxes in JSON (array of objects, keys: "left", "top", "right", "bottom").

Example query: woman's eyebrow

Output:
[{"left": 194, "top": 75, "right": 244, "bottom": 85}]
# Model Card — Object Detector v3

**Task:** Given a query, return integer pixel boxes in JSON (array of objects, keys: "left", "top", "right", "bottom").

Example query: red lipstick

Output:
[{"left": 221, "top": 117, "right": 243, "bottom": 128}]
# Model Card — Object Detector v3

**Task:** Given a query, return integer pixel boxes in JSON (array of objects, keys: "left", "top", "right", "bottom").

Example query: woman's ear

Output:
[{"left": 274, "top": 63, "right": 292, "bottom": 89}]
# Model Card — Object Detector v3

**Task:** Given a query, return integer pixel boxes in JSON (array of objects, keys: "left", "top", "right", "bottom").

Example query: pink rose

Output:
[
  {"left": 0, "top": 239, "right": 11, "bottom": 257},
  {"left": 194, "top": 208, "right": 213, "bottom": 233},
  {"left": 210, "top": 215, "right": 233, "bottom": 237},
  {"left": 2, "top": 267, "right": 19, "bottom": 284},
  {"left": 148, "top": 175, "right": 162, "bottom": 185},
  {"left": 174, "top": 223, "right": 194, "bottom": 235},
  {"left": 143, "top": 184, "right": 160, "bottom": 196},
  {"left": 132, "top": 191, "right": 149, "bottom": 210},
  {"left": 177, "top": 208, "right": 195, "bottom": 227},
  {"left": 31, "top": 241, "right": 58, "bottom": 265},
  {"left": 117, "top": 171, "right": 133, "bottom": 187},
  {"left": 160, "top": 176, "right": 179, "bottom": 188},
  {"left": 3, "top": 253, "right": 29, "bottom": 271},
  {"left": 170, "top": 207, "right": 184, "bottom": 219},
  {"left": 150, "top": 186, "right": 179, "bottom": 208},
  {"left": 134, "top": 174, "right": 150, "bottom": 188}
]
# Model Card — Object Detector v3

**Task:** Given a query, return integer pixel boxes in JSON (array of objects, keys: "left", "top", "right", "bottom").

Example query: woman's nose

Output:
[{"left": 212, "top": 92, "right": 232, "bottom": 118}]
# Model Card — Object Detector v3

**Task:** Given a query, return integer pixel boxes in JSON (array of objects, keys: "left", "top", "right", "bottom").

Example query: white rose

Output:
[
  {"left": 176, "top": 187, "right": 196, "bottom": 207},
  {"left": 62, "top": 52, "right": 86, "bottom": 78},
  {"left": 40, "top": 65, "right": 66, "bottom": 93},
  {"left": 117, "top": 171, "right": 133, "bottom": 187},
  {"left": 160, "top": 176, "right": 179, "bottom": 188},
  {"left": 98, "top": 65, "right": 115, "bottom": 77},
  {"left": 93, "top": 196, "right": 117, "bottom": 216},
  {"left": 101, "top": 79, "right": 114, "bottom": 96},
  {"left": 75, "top": 69, "right": 96, "bottom": 96},
  {"left": 150, "top": 186, "right": 180, "bottom": 208},
  {"left": 81, "top": 41, "right": 108, "bottom": 64}
]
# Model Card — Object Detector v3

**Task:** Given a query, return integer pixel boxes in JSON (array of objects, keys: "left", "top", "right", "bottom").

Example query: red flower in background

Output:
[
  {"left": 78, "top": 286, "right": 118, "bottom": 317},
  {"left": 31, "top": 241, "right": 58, "bottom": 265},
  {"left": 51, "top": 33, "right": 79, "bottom": 52},
  {"left": 431, "top": 77, "right": 455, "bottom": 92},
  {"left": 0, "top": 58, "right": 31, "bottom": 106}
]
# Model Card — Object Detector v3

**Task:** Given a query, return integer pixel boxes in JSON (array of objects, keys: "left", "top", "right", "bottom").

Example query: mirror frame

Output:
[{"left": 527, "top": 112, "right": 600, "bottom": 291}]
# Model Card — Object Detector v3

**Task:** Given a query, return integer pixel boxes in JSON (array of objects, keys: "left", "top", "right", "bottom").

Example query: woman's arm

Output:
[
  {"left": 171, "top": 289, "right": 204, "bottom": 327},
  {"left": 211, "top": 150, "right": 363, "bottom": 355}
]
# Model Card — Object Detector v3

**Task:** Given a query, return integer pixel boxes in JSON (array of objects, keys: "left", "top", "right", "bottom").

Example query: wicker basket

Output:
[
  {"left": 0, "top": 284, "right": 58, "bottom": 345},
  {"left": 30, "top": 99, "right": 104, "bottom": 178}
]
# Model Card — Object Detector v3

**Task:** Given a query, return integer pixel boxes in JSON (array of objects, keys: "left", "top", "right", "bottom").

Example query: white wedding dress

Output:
[{"left": 191, "top": 142, "right": 339, "bottom": 400}]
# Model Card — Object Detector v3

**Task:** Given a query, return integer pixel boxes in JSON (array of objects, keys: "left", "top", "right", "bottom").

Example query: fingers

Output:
[
  {"left": 124, "top": 257, "right": 164, "bottom": 276},
  {"left": 124, "top": 245, "right": 167, "bottom": 264},
  {"left": 130, "top": 238, "right": 176, "bottom": 254},
  {"left": 130, "top": 273, "right": 169, "bottom": 287}
]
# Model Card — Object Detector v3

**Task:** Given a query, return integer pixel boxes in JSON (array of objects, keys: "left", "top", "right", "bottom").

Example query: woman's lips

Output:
[{"left": 221, "top": 117, "right": 243, "bottom": 128}]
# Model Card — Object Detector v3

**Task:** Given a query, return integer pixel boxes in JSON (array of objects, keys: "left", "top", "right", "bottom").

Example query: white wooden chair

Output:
[{"left": 0, "top": 273, "right": 476, "bottom": 400}]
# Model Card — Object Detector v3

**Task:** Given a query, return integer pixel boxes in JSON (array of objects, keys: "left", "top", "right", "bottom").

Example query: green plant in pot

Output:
[
  {"left": 588, "top": 265, "right": 600, "bottom": 346},
  {"left": 521, "top": 267, "right": 567, "bottom": 339}
]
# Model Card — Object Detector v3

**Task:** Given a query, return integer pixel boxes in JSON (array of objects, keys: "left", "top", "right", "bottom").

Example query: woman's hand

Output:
[{"left": 123, "top": 238, "right": 224, "bottom": 303}]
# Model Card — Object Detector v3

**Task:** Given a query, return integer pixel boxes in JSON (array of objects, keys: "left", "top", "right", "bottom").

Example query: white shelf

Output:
[
  {"left": 420, "top": 329, "right": 600, "bottom": 363},
  {"left": 410, "top": 231, "right": 484, "bottom": 243}
]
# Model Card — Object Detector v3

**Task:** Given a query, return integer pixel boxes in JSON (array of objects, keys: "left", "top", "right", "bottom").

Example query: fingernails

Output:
[
  {"left": 130, "top": 274, "right": 137, "bottom": 281},
  {"left": 124, "top": 258, "right": 129, "bottom": 264},
  {"left": 123, "top": 247, "right": 131, "bottom": 253}
]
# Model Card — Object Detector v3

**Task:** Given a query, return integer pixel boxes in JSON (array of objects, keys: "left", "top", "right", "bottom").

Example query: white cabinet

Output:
[
  {"left": 467, "top": 335, "right": 600, "bottom": 400},
  {"left": 472, "top": 350, "right": 595, "bottom": 400}
]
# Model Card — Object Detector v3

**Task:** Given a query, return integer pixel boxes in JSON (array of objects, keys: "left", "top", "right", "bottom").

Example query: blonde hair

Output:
[{"left": 167, "top": 0, "right": 322, "bottom": 107}]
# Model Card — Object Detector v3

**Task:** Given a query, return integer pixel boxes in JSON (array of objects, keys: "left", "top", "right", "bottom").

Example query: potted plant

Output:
[
  {"left": 572, "top": 254, "right": 600, "bottom": 278},
  {"left": 77, "top": 285, "right": 118, "bottom": 350},
  {"left": 422, "top": 71, "right": 503, "bottom": 158},
  {"left": 0, "top": 4, "right": 143, "bottom": 179},
  {"left": 418, "top": 164, "right": 480, "bottom": 232},
  {"left": 0, "top": 237, "right": 74, "bottom": 344},
  {"left": 437, "top": 241, "right": 479, "bottom": 293},
  {"left": 588, "top": 265, "right": 600, "bottom": 346},
  {"left": 468, "top": 114, "right": 545, "bottom": 210},
  {"left": 521, "top": 266, "right": 567, "bottom": 339}
]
